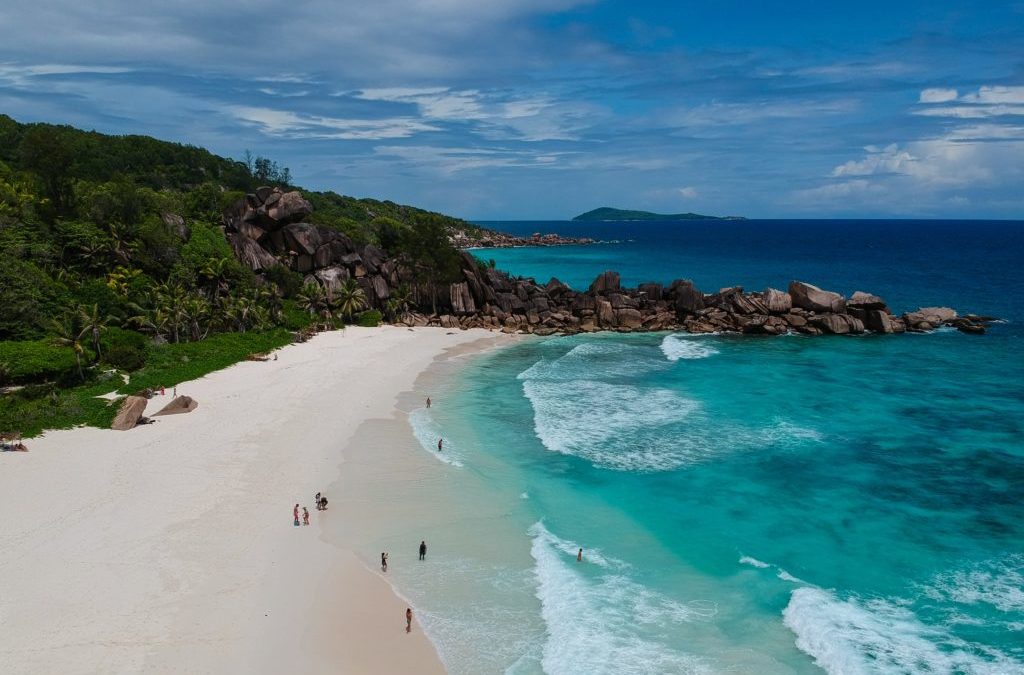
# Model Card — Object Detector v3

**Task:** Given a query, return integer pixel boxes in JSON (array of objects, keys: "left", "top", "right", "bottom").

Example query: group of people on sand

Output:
[{"left": 292, "top": 492, "right": 329, "bottom": 527}]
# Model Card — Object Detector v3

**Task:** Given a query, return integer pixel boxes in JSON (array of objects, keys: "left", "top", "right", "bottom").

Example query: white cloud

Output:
[
  {"left": 961, "top": 85, "right": 1024, "bottom": 104},
  {"left": 678, "top": 186, "right": 698, "bottom": 199},
  {"left": 228, "top": 106, "right": 440, "bottom": 140},
  {"left": 831, "top": 144, "right": 917, "bottom": 177},
  {"left": 0, "top": 62, "right": 133, "bottom": 87},
  {"left": 373, "top": 144, "right": 565, "bottom": 174},
  {"left": 914, "top": 85, "right": 1024, "bottom": 117},
  {"left": 920, "top": 88, "right": 958, "bottom": 103},
  {"left": 353, "top": 87, "right": 595, "bottom": 141}
]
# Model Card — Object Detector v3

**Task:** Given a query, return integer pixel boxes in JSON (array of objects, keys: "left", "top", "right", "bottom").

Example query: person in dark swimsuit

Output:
[
  {"left": 381, "top": 552, "right": 388, "bottom": 571},
  {"left": 419, "top": 540, "right": 427, "bottom": 560}
]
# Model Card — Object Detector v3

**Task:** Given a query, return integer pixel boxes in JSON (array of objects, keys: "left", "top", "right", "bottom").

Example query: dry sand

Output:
[{"left": 0, "top": 326, "right": 505, "bottom": 674}]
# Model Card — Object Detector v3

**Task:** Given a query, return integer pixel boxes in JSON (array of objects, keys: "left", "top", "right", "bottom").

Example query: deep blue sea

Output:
[{"left": 398, "top": 220, "right": 1024, "bottom": 674}]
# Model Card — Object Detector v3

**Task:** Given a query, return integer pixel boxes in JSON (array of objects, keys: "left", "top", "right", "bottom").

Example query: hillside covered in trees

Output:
[{"left": 0, "top": 114, "right": 474, "bottom": 433}]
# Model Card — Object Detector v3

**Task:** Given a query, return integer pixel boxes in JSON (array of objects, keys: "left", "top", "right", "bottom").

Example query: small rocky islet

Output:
[{"left": 224, "top": 188, "right": 994, "bottom": 337}]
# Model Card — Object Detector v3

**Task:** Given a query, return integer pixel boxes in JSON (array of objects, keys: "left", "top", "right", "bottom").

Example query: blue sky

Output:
[{"left": 1, "top": 0, "right": 1022, "bottom": 219}]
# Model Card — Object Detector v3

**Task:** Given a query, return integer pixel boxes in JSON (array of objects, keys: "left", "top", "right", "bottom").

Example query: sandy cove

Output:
[{"left": 0, "top": 326, "right": 507, "bottom": 674}]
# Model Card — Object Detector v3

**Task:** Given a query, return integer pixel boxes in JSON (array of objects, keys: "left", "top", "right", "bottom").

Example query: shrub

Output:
[
  {"left": 0, "top": 338, "right": 80, "bottom": 384},
  {"left": 280, "top": 299, "right": 317, "bottom": 331},
  {"left": 100, "top": 327, "right": 149, "bottom": 372},
  {"left": 356, "top": 309, "right": 382, "bottom": 327}
]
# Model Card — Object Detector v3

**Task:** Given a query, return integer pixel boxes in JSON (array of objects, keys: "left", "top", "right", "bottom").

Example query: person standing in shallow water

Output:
[
  {"left": 419, "top": 540, "right": 427, "bottom": 560},
  {"left": 381, "top": 552, "right": 388, "bottom": 572},
  {"left": 406, "top": 607, "right": 413, "bottom": 632},
  {"left": 426, "top": 397, "right": 431, "bottom": 408},
  {"left": 437, "top": 438, "right": 443, "bottom": 452},
  {"left": 577, "top": 548, "right": 583, "bottom": 562}
]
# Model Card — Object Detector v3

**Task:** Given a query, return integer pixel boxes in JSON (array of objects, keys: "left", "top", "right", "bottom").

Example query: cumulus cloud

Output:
[
  {"left": 831, "top": 144, "right": 917, "bottom": 177},
  {"left": 920, "top": 88, "right": 958, "bottom": 103}
]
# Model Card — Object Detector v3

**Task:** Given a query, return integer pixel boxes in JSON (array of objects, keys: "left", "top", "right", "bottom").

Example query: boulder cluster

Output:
[{"left": 224, "top": 189, "right": 992, "bottom": 337}]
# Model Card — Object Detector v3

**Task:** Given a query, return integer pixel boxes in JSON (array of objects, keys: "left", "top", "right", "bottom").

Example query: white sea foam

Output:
[
  {"left": 659, "top": 334, "right": 720, "bottom": 361},
  {"left": 777, "top": 569, "right": 805, "bottom": 584},
  {"left": 923, "top": 555, "right": 1024, "bottom": 613},
  {"left": 528, "top": 522, "right": 713, "bottom": 675},
  {"left": 518, "top": 341, "right": 664, "bottom": 381},
  {"left": 521, "top": 378, "right": 701, "bottom": 471},
  {"left": 739, "top": 555, "right": 770, "bottom": 569},
  {"left": 408, "top": 407, "right": 463, "bottom": 467},
  {"left": 783, "top": 587, "right": 1024, "bottom": 675}
]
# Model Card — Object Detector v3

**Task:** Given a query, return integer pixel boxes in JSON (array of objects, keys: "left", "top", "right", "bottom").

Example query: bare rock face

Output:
[
  {"left": 812, "top": 314, "right": 865, "bottom": 334},
  {"left": 589, "top": 270, "right": 621, "bottom": 294},
  {"left": 762, "top": 288, "right": 792, "bottom": 314},
  {"left": 281, "top": 223, "right": 323, "bottom": 256},
  {"left": 789, "top": 280, "right": 846, "bottom": 314},
  {"left": 864, "top": 309, "right": 896, "bottom": 334},
  {"left": 848, "top": 291, "right": 888, "bottom": 311},
  {"left": 668, "top": 279, "right": 704, "bottom": 314},
  {"left": 266, "top": 191, "right": 313, "bottom": 224},
  {"left": 229, "top": 234, "right": 278, "bottom": 271},
  {"left": 596, "top": 298, "right": 615, "bottom": 326},
  {"left": 615, "top": 308, "right": 643, "bottom": 329},
  {"left": 903, "top": 307, "right": 957, "bottom": 329},
  {"left": 160, "top": 212, "right": 190, "bottom": 241},
  {"left": 313, "top": 266, "right": 350, "bottom": 291}
]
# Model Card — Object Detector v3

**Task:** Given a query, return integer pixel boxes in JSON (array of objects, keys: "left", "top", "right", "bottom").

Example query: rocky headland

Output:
[
  {"left": 449, "top": 226, "right": 595, "bottom": 249},
  {"left": 224, "top": 188, "right": 994, "bottom": 337}
]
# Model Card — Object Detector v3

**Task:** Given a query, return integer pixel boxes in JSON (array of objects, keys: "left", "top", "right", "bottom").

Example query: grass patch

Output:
[
  {"left": 0, "top": 329, "right": 294, "bottom": 437},
  {"left": 118, "top": 329, "right": 293, "bottom": 394}
]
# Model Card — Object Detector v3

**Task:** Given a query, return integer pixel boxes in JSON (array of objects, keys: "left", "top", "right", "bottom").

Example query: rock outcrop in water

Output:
[{"left": 224, "top": 188, "right": 993, "bottom": 337}]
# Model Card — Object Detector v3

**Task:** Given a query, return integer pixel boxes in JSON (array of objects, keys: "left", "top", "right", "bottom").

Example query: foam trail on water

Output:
[
  {"left": 783, "top": 587, "right": 1024, "bottom": 675},
  {"left": 660, "top": 334, "right": 720, "bottom": 361},
  {"left": 739, "top": 555, "right": 770, "bottom": 569},
  {"left": 529, "top": 522, "right": 713, "bottom": 675},
  {"left": 923, "top": 554, "right": 1024, "bottom": 613},
  {"left": 408, "top": 407, "right": 463, "bottom": 467}
]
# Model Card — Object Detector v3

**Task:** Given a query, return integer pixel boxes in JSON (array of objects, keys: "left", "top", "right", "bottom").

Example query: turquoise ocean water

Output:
[{"left": 400, "top": 220, "right": 1024, "bottom": 674}]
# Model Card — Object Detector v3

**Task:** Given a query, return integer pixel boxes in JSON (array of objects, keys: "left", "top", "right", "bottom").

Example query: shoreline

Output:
[{"left": 0, "top": 326, "right": 511, "bottom": 674}]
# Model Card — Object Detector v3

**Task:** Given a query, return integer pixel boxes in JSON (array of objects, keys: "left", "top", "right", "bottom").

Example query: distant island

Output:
[{"left": 572, "top": 207, "right": 745, "bottom": 221}]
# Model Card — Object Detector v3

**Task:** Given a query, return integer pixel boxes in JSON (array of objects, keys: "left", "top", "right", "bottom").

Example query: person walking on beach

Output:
[
  {"left": 320, "top": 497, "right": 328, "bottom": 510},
  {"left": 173, "top": 386, "right": 177, "bottom": 397},
  {"left": 381, "top": 552, "right": 388, "bottom": 572},
  {"left": 315, "top": 492, "right": 321, "bottom": 510},
  {"left": 302, "top": 507, "right": 310, "bottom": 525},
  {"left": 406, "top": 607, "right": 413, "bottom": 633},
  {"left": 426, "top": 397, "right": 431, "bottom": 408},
  {"left": 437, "top": 438, "right": 443, "bottom": 452},
  {"left": 293, "top": 504, "right": 300, "bottom": 526},
  {"left": 577, "top": 548, "right": 583, "bottom": 562}
]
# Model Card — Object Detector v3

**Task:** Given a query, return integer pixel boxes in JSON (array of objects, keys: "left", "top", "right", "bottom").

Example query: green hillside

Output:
[
  {"left": 572, "top": 207, "right": 742, "bottom": 221},
  {"left": 0, "top": 114, "right": 471, "bottom": 435}
]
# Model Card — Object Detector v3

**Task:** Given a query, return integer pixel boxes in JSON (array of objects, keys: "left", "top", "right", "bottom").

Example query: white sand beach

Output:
[{"left": 0, "top": 326, "right": 504, "bottom": 674}]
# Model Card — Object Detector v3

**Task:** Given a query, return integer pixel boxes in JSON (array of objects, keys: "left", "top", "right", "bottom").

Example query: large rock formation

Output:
[
  {"left": 221, "top": 188, "right": 992, "bottom": 338},
  {"left": 789, "top": 281, "right": 846, "bottom": 313}
]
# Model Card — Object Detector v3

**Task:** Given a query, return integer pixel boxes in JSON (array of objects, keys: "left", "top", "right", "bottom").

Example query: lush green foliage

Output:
[
  {"left": 0, "top": 329, "right": 292, "bottom": 437},
  {"left": 0, "top": 114, "right": 474, "bottom": 435},
  {"left": 0, "top": 339, "right": 80, "bottom": 384},
  {"left": 356, "top": 310, "right": 383, "bottom": 327}
]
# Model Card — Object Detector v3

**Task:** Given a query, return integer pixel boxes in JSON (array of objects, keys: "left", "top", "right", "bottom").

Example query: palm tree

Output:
[
  {"left": 182, "top": 295, "right": 211, "bottom": 341},
  {"left": 77, "top": 304, "right": 112, "bottom": 362},
  {"left": 385, "top": 284, "right": 414, "bottom": 321},
  {"left": 298, "top": 282, "right": 326, "bottom": 316},
  {"left": 50, "top": 315, "right": 87, "bottom": 380},
  {"left": 336, "top": 279, "right": 368, "bottom": 322},
  {"left": 199, "top": 257, "right": 231, "bottom": 304}
]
